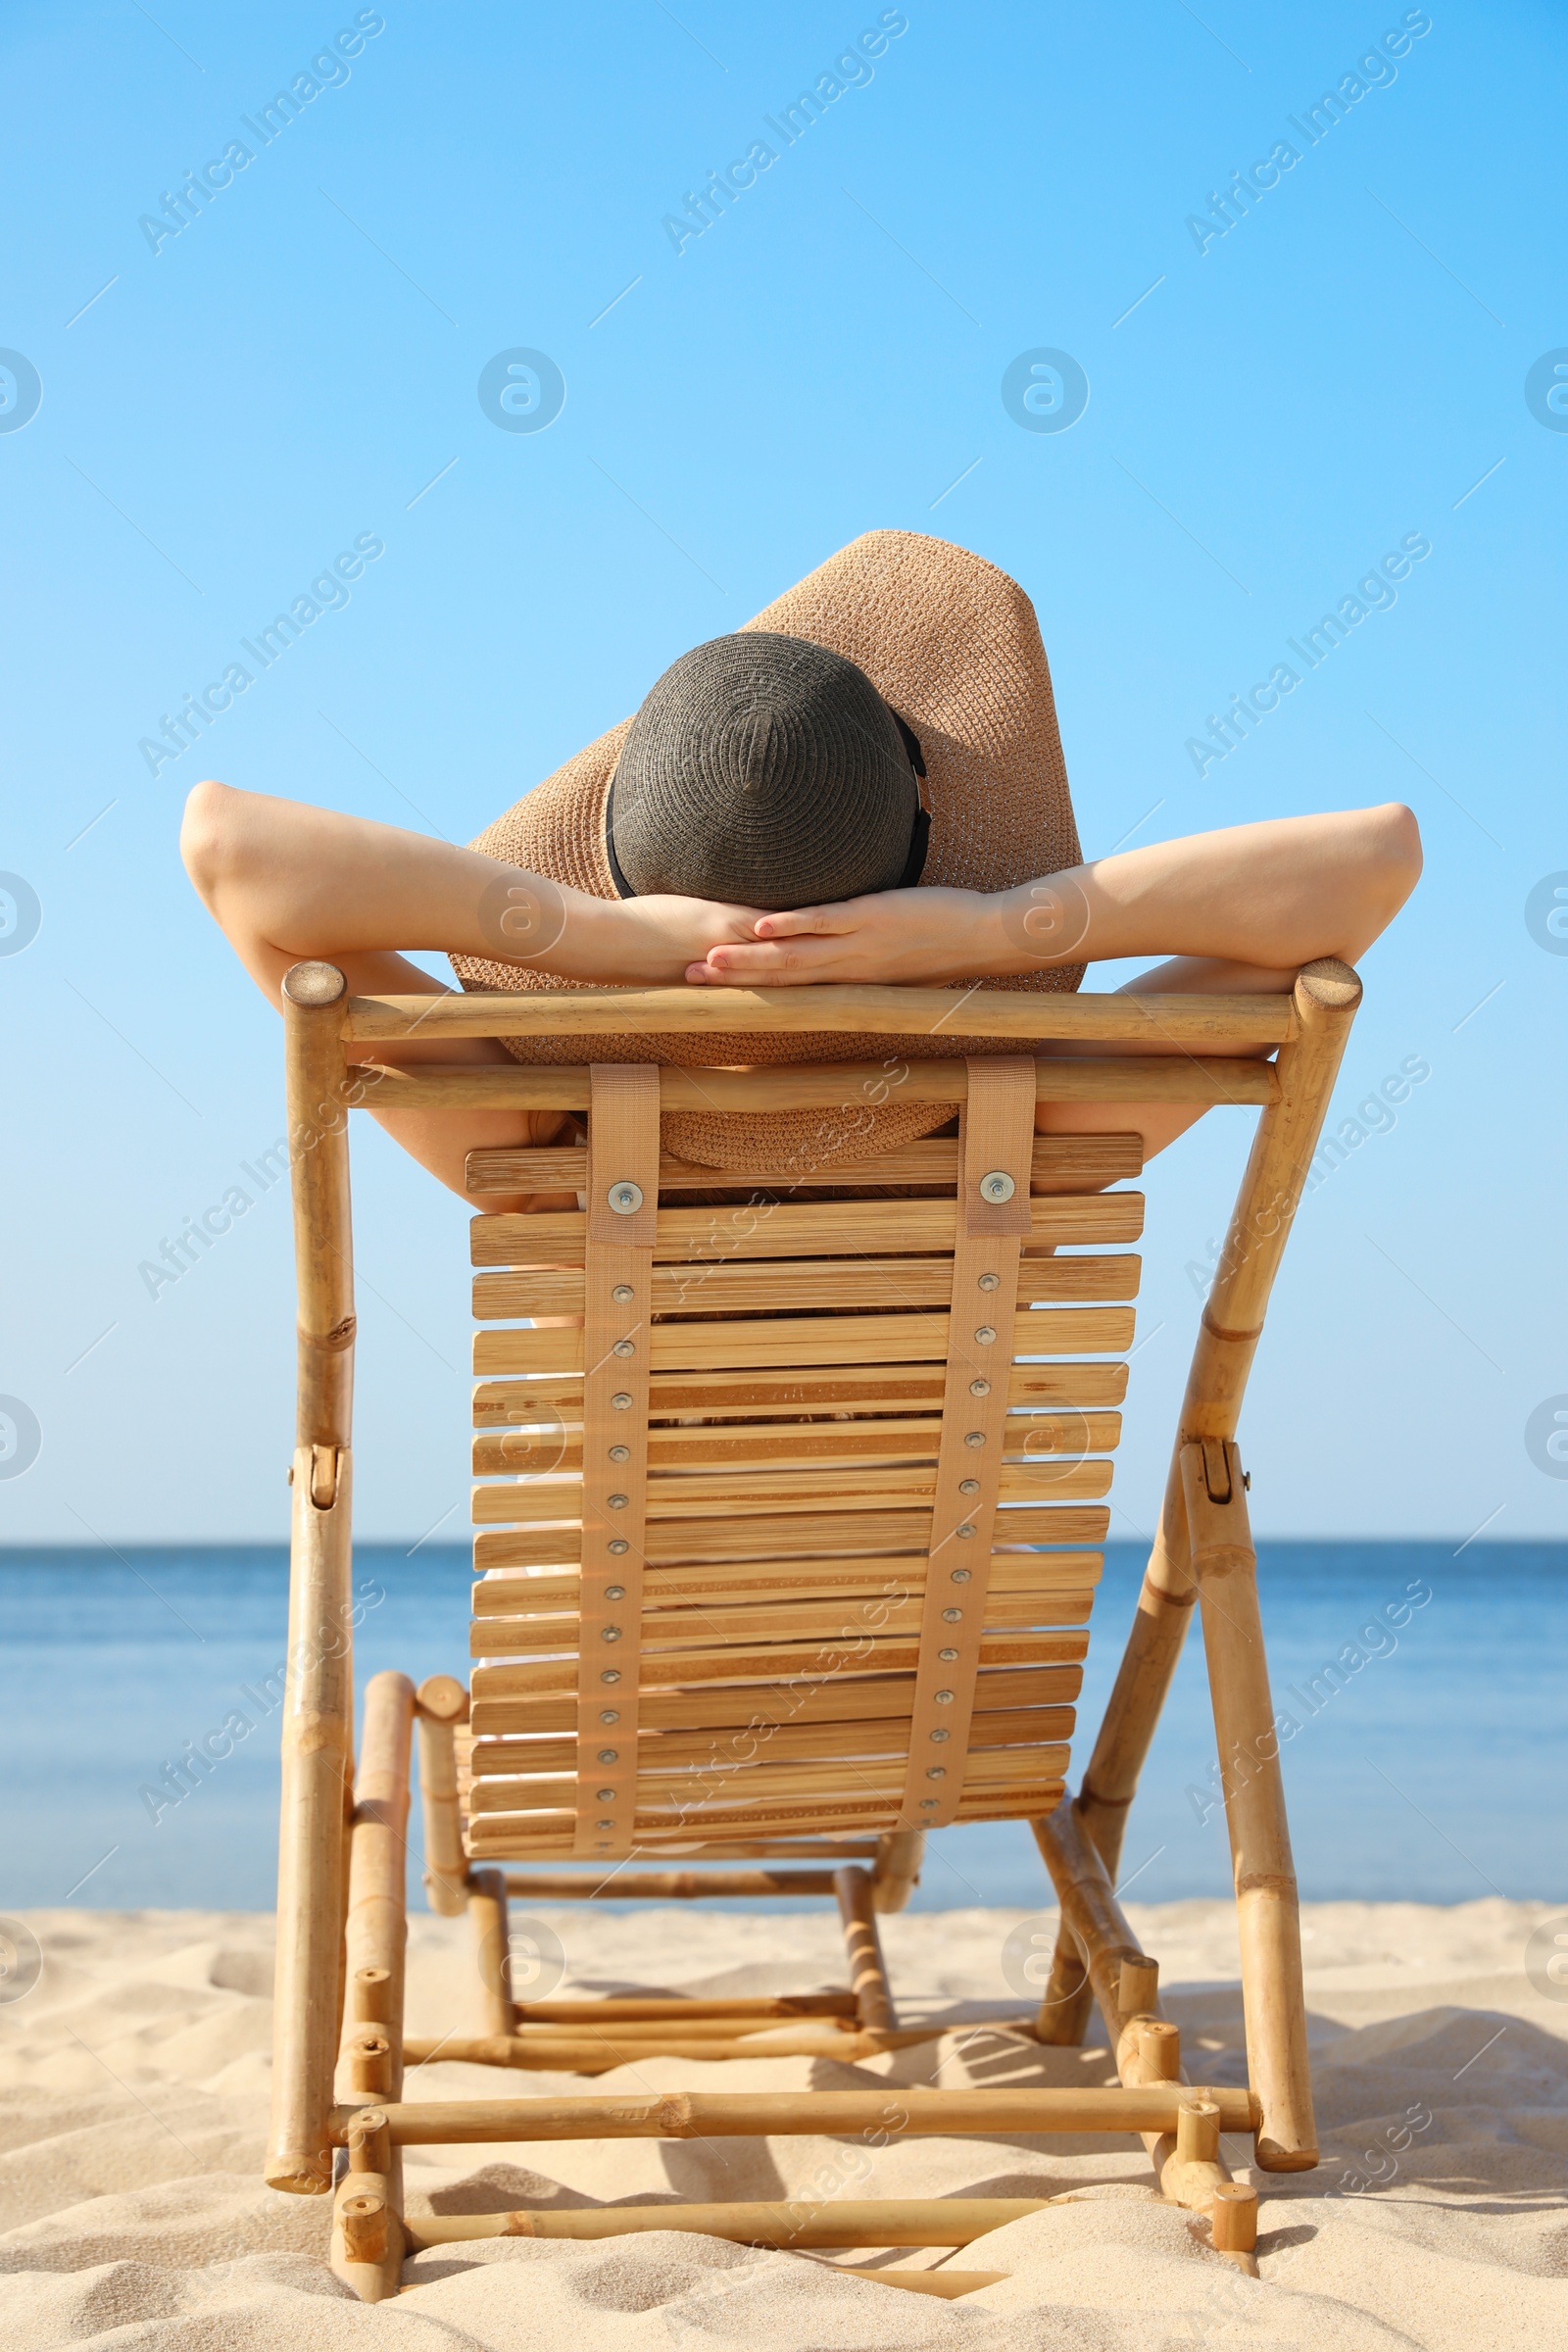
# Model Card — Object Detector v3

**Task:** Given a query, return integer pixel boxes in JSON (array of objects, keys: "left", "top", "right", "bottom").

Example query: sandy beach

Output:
[{"left": 0, "top": 1895, "right": 1563, "bottom": 2348}]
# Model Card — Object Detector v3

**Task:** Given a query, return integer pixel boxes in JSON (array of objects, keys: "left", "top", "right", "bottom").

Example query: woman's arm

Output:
[{"left": 684, "top": 805, "right": 1423, "bottom": 985}]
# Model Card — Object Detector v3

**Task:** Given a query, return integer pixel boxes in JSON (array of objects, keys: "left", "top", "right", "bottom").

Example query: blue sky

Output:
[{"left": 1, "top": 0, "right": 1564, "bottom": 1544}]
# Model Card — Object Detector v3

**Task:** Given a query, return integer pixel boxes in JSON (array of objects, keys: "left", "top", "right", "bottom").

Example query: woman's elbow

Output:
[
  {"left": 179, "top": 777, "right": 238, "bottom": 905},
  {"left": 1378, "top": 801, "right": 1423, "bottom": 906}
]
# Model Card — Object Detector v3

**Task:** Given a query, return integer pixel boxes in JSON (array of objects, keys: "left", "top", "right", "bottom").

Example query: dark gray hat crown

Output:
[{"left": 608, "top": 631, "right": 919, "bottom": 909}]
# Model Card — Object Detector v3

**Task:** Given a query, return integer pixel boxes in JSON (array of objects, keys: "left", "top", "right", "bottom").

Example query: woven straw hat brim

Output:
[{"left": 451, "top": 529, "right": 1084, "bottom": 1171}]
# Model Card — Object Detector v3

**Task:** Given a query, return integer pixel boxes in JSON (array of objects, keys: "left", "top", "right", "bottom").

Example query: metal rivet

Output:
[
  {"left": 942, "top": 1606, "right": 962, "bottom": 1623},
  {"left": 978, "top": 1272, "right": 1000, "bottom": 1293},
  {"left": 612, "top": 1393, "right": 632, "bottom": 1410},
  {"left": 602, "top": 1625, "right": 622, "bottom": 1642},
  {"left": 608, "top": 1539, "right": 628, "bottom": 1555},
  {"left": 600, "top": 1708, "right": 619, "bottom": 1724},
  {"left": 926, "top": 1764, "right": 947, "bottom": 1780},
  {"left": 951, "top": 1567, "right": 972, "bottom": 1584},
  {"left": 609, "top": 1445, "right": 630, "bottom": 1463},
  {"left": 964, "top": 1430, "right": 985, "bottom": 1448},
  {"left": 974, "top": 1325, "right": 997, "bottom": 1346},
  {"left": 612, "top": 1339, "right": 635, "bottom": 1358},
  {"left": 600, "top": 1668, "right": 621, "bottom": 1685},
  {"left": 605, "top": 1585, "right": 625, "bottom": 1601},
  {"left": 959, "top": 1479, "right": 979, "bottom": 1496},
  {"left": 598, "top": 1748, "right": 618, "bottom": 1764},
  {"left": 969, "top": 1378, "right": 991, "bottom": 1397},
  {"left": 608, "top": 1493, "right": 627, "bottom": 1510},
  {"left": 930, "top": 1728, "right": 950, "bottom": 1742},
  {"left": 608, "top": 1181, "right": 644, "bottom": 1215},
  {"left": 612, "top": 1284, "right": 635, "bottom": 1303},
  {"left": 935, "top": 1689, "right": 954, "bottom": 1704},
  {"left": 979, "top": 1170, "right": 1015, "bottom": 1203}
]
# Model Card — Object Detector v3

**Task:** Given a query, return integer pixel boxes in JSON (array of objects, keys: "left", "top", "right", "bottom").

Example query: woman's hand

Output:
[{"left": 683, "top": 886, "right": 1014, "bottom": 986}]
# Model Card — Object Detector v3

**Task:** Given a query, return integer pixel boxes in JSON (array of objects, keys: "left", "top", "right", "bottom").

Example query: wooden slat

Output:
[
  {"left": 470, "top": 1194, "right": 1145, "bottom": 1267},
  {"left": 358, "top": 1055, "right": 1279, "bottom": 1114},
  {"left": 470, "top": 1661, "right": 1083, "bottom": 1738},
  {"left": 472, "top": 1252, "right": 1141, "bottom": 1321},
  {"left": 467, "top": 1745, "right": 1072, "bottom": 1816},
  {"left": 470, "top": 1590, "right": 1097, "bottom": 1658},
  {"left": 472, "top": 1361, "right": 1130, "bottom": 1425},
  {"left": 468, "top": 1705, "right": 1078, "bottom": 1779},
  {"left": 468, "top": 1783, "right": 1069, "bottom": 1849},
  {"left": 471, "top": 1550, "right": 1103, "bottom": 1615},
  {"left": 472, "top": 1502, "right": 1111, "bottom": 1567},
  {"left": 466, "top": 1629, "right": 1089, "bottom": 1695},
  {"left": 466, "top": 1132, "right": 1146, "bottom": 1198},
  {"left": 473, "top": 1409, "right": 1122, "bottom": 1477},
  {"left": 471, "top": 1458, "right": 1112, "bottom": 1523},
  {"left": 350, "top": 984, "right": 1295, "bottom": 1045},
  {"left": 475, "top": 1305, "right": 1136, "bottom": 1378}
]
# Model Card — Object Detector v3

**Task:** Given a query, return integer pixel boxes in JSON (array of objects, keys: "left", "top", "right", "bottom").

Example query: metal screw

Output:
[
  {"left": 969, "top": 1378, "right": 991, "bottom": 1397},
  {"left": 959, "top": 1479, "right": 979, "bottom": 1496},
  {"left": 612, "top": 1339, "right": 635, "bottom": 1358},
  {"left": 605, "top": 1584, "right": 625, "bottom": 1601},
  {"left": 596, "top": 1787, "right": 616, "bottom": 1802},
  {"left": 978, "top": 1272, "right": 1000, "bottom": 1293},
  {"left": 974, "top": 1325, "right": 997, "bottom": 1346},
  {"left": 598, "top": 1749, "right": 618, "bottom": 1764},
  {"left": 980, "top": 1170, "right": 1015, "bottom": 1203},
  {"left": 939, "top": 1647, "right": 958, "bottom": 1660},
  {"left": 596, "top": 1818, "right": 615, "bottom": 1829},
  {"left": 956, "top": 1524, "right": 975, "bottom": 1541},
  {"left": 600, "top": 1668, "right": 621, "bottom": 1685},
  {"left": 942, "top": 1606, "right": 962, "bottom": 1623},
  {"left": 609, "top": 1445, "right": 629, "bottom": 1463},
  {"left": 608, "top": 1181, "right": 643, "bottom": 1215},
  {"left": 602, "top": 1625, "right": 622, "bottom": 1642},
  {"left": 951, "top": 1567, "right": 972, "bottom": 1583},
  {"left": 920, "top": 1797, "right": 939, "bottom": 1809},
  {"left": 608, "top": 1493, "right": 627, "bottom": 1509},
  {"left": 612, "top": 1392, "right": 632, "bottom": 1410},
  {"left": 935, "top": 1689, "right": 954, "bottom": 1703},
  {"left": 612, "top": 1284, "right": 634, "bottom": 1303},
  {"left": 964, "top": 1430, "right": 985, "bottom": 1448},
  {"left": 608, "top": 1538, "right": 628, "bottom": 1555},
  {"left": 600, "top": 1708, "right": 619, "bottom": 1724},
  {"left": 926, "top": 1764, "right": 947, "bottom": 1780},
  {"left": 930, "top": 1727, "right": 950, "bottom": 1742}
]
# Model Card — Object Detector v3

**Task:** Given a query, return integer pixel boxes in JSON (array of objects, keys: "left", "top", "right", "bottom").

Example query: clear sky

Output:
[{"left": 1, "top": 0, "right": 1563, "bottom": 1545}]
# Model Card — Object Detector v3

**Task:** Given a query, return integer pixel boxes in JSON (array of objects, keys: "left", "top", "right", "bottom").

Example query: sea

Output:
[{"left": 2, "top": 1542, "right": 1562, "bottom": 1915}]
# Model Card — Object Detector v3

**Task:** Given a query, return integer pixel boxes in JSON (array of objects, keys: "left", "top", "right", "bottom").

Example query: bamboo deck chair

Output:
[{"left": 268, "top": 956, "right": 1360, "bottom": 2300}]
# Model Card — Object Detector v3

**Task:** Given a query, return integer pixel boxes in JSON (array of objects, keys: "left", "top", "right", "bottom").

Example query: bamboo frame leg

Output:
[
  {"left": 267, "top": 961, "right": 357, "bottom": 2198},
  {"left": 835, "top": 1866, "right": 898, "bottom": 2034},
  {"left": 467, "top": 1866, "right": 515, "bottom": 2037},
  {"left": 415, "top": 1674, "right": 470, "bottom": 1917},
  {"left": 869, "top": 1830, "right": 924, "bottom": 1914},
  {"left": 1038, "top": 959, "right": 1361, "bottom": 2043},
  {"left": 1033, "top": 1803, "right": 1259, "bottom": 2274},
  {"left": 1182, "top": 1439, "right": 1317, "bottom": 2173},
  {"left": 331, "top": 1669, "right": 414, "bottom": 2299}
]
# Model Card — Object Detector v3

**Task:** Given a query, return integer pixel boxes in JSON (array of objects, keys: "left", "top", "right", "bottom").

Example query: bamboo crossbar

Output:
[
  {"left": 401, "top": 2196, "right": 1056, "bottom": 2249},
  {"left": 346, "top": 984, "right": 1297, "bottom": 1045},
  {"left": 334, "top": 2084, "right": 1260, "bottom": 2144},
  {"left": 350, "top": 1055, "right": 1278, "bottom": 1113}
]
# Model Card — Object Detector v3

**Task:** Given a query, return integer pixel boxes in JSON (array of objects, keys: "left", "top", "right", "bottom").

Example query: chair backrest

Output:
[{"left": 335, "top": 976, "right": 1338, "bottom": 1876}]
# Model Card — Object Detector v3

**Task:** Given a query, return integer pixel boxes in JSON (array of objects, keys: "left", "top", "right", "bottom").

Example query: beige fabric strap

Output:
[
  {"left": 899, "top": 1057, "right": 1036, "bottom": 1830},
  {"left": 573, "top": 1064, "right": 660, "bottom": 1857}
]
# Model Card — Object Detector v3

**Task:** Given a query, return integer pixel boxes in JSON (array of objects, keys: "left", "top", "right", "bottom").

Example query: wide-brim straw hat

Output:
[{"left": 451, "top": 529, "right": 1084, "bottom": 1170}]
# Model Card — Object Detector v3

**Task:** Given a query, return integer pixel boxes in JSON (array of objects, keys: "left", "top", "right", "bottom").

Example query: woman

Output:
[{"left": 181, "top": 530, "right": 1420, "bottom": 1205}]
